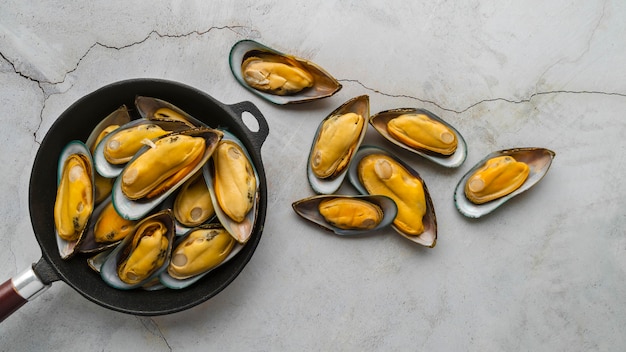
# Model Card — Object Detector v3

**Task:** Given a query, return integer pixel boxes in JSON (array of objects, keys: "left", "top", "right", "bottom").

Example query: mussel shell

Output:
[
  {"left": 172, "top": 171, "right": 216, "bottom": 234},
  {"left": 292, "top": 194, "right": 397, "bottom": 236},
  {"left": 229, "top": 39, "right": 342, "bottom": 105},
  {"left": 158, "top": 224, "right": 244, "bottom": 289},
  {"left": 135, "top": 96, "right": 207, "bottom": 128},
  {"left": 203, "top": 130, "right": 259, "bottom": 244},
  {"left": 454, "top": 147, "right": 555, "bottom": 218},
  {"left": 347, "top": 145, "right": 438, "bottom": 247},
  {"left": 307, "top": 95, "right": 370, "bottom": 194},
  {"left": 85, "top": 105, "right": 131, "bottom": 152},
  {"left": 78, "top": 195, "right": 136, "bottom": 254},
  {"left": 100, "top": 210, "right": 175, "bottom": 290},
  {"left": 111, "top": 127, "right": 223, "bottom": 220},
  {"left": 93, "top": 119, "right": 192, "bottom": 178},
  {"left": 369, "top": 108, "right": 467, "bottom": 168},
  {"left": 55, "top": 141, "right": 95, "bottom": 259}
]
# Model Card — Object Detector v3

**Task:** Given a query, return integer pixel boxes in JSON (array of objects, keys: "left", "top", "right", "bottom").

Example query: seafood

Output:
[
  {"left": 292, "top": 195, "right": 397, "bottom": 236},
  {"left": 386, "top": 113, "right": 458, "bottom": 156},
  {"left": 167, "top": 226, "right": 235, "bottom": 280},
  {"left": 454, "top": 148, "right": 555, "bottom": 218},
  {"left": 135, "top": 96, "right": 204, "bottom": 128},
  {"left": 121, "top": 133, "right": 207, "bottom": 200},
  {"left": 104, "top": 124, "right": 171, "bottom": 164},
  {"left": 213, "top": 140, "right": 256, "bottom": 223},
  {"left": 464, "top": 155, "right": 529, "bottom": 204},
  {"left": 93, "top": 201, "right": 136, "bottom": 243},
  {"left": 229, "top": 40, "right": 341, "bottom": 104},
  {"left": 369, "top": 108, "right": 467, "bottom": 168},
  {"left": 348, "top": 146, "right": 437, "bottom": 247},
  {"left": 310, "top": 112, "right": 365, "bottom": 179},
  {"left": 242, "top": 56, "right": 314, "bottom": 95},
  {"left": 358, "top": 153, "right": 427, "bottom": 236},
  {"left": 116, "top": 215, "right": 171, "bottom": 285},
  {"left": 173, "top": 172, "right": 215, "bottom": 227},
  {"left": 54, "top": 150, "right": 94, "bottom": 242},
  {"left": 307, "top": 95, "right": 369, "bottom": 194},
  {"left": 318, "top": 197, "right": 383, "bottom": 231}
]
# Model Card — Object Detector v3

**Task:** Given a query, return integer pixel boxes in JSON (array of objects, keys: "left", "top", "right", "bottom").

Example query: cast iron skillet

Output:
[{"left": 0, "top": 79, "right": 269, "bottom": 320}]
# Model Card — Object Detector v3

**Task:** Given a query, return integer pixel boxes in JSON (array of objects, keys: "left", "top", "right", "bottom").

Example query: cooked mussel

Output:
[
  {"left": 454, "top": 147, "right": 555, "bottom": 218},
  {"left": 54, "top": 141, "right": 95, "bottom": 259},
  {"left": 307, "top": 95, "right": 369, "bottom": 194},
  {"left": 348, "top": 146, "right": 438, "bottom": 247},
  {"left": 159, "top": 224, "right": 245, "bottom": 289},
  {"left": 135, "top": 96, "right": 205, "bottom": 128},
  {"left": 93, "top": 119, "right": 192, "bottom": 179},
  {"left": 173, "top": 171, "right": 215, "bottom": 227},
  {"left": 369, "top": 108, "right": 467, "bottom": 168},
  {"left": 204, "top": 131, "right": 259, "bottom": 244},
  {"left": 112, "top": 127, "right": 223, "bottom": 221},
  {"left": 229, "top": 39, "right": 341, "bottom": 104},
  {"left": 167, "top": 225, "right": 235, "bottom": 280},
  {"left": 100, "top": 210, "right": 175, "bottom": 289},
  {"left": 292, "top": 194, "right": 397, "bottom": 236}
]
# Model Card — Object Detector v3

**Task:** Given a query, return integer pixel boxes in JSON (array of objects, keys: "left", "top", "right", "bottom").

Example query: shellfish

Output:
[
  {"left": 369, "top": 108, "right": 467, "bottom": 168},
  {"left": 173, "top": 171, "right": 215, "bottom": 228},
  {"left": 292, "top": 194, "right": 397, "bottom": 236},
  {"left": 348, "top": 146, "right": 438, "bottom": 247},
  {"left": 307, "top": 95, "right": 369, "bottom": 194},
  {"left": 54, "top": 141, "right": 95, "bottom": 259},
  {"left": 112, "top": 127, "right": 223, "bottom": 221},
  {"left": 135, "top": 96, "right": 206, "bottom": 128},
  {"left": 454, "top": 147, "right": 555, "bottom": 218},
  {"left": 229, "top": 39, "right": 342, "bottom": 104},
  {"left": 100, "top": 210, "right": 175, "bottom": 289},
  {"left": 204, "top": 130, "right": 260, "bottom": 244}
]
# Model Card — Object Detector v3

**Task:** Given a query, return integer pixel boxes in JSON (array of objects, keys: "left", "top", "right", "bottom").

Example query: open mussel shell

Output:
[
  {"left": 55, "top": 141, "right": 95, "bottom": 259},
  {"left": 347, "top": 145, "right": 438, "bottom": 247},
  {"left": 85, "top": 105, "right": 131, "bottom": 152},
  {"left": 307, "top": 95, "right": 370, "bottom": 194},
  {"left": 292, "top": 194, "right": 397, "bottom": 236},
  {"left": 159, "top": 224, "right": 245, "bottom": 289},
  {"left": 111, "top": 127, "right": 223, "bottom": 220},
  {"left": 135, "top": 96, "right": 207, "bottom": 128},
  {"left": 93, "top": 119, "right": 192, "bottom": 179},
  {"left": 229, "top": 39, "right": 342, "bottom": 105},
  {"left": 78, "top": 196, "right": 126, "bottom": 254},
  {"left": 454, "top": 147, "right": 555, "bottom": 218},
  {"left": 203, "top": 130, "right": 260, "bottom": 244},
  {"left": 100, "top": 210, "right": 175, "bottom": 290},
  {"left": 369, "top": 108, "right": 467, "bottom": 168}
]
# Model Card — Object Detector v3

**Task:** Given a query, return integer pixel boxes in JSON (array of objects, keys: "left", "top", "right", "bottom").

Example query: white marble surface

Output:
[{"left": 1, "top": 1, "right": 625, "bottom": 350}]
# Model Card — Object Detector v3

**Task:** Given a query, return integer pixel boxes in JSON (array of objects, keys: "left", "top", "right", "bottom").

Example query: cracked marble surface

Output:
[{"left": 1, "top": 1, "right": 625, "bottom": 351}]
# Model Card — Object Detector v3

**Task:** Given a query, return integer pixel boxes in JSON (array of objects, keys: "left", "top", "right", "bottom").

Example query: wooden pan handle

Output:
[{"left": 0, "top": 265, "right": 50, "bottom": 322}]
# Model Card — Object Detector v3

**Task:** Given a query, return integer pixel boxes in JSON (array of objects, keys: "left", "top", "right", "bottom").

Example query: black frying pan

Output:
[{"left": 0, "top": 79, "right": 269, "bottom": 320}]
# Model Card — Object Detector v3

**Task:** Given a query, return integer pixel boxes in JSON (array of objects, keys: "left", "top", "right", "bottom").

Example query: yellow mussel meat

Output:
[
  {"left": 358, "top": 154, "right": 426, "bottom": 236},
  {"left": 318, "top": 198, "right": 383, "bottom": 230},
  {"left": 310, "top": 112, "right": 364, "bottom": 179},
  {"left": 242, "top": 56, "right": 314, "bottom": 95},
  {"left": 386, "top": 113, "right": 457, "bottom": 155},
  {"left": 464, "top": 155, "right": 530, "bottom": 204},
  {"left": 213, "top": 140, "right": 256, "bottom": 222},
  {"left": 54, "top": 154, "right": 94, "bottom": 242},
  {"left": 167, "top": 227, "right": 235, "bottom": 280},
  {"left": 173, "top": 173, "right": 215, "bottom": 227},
  {"left": 121, "top": 134, "right": 206, "bottom": 200},
  {"left": 104, "top": 124, "right": 171, "bottom": 164},
  {"left": 94, "top": 202, "right": 136, "bottom": 243},
  {"left": 117, "top": 219, "right": 169, "bottom": 285}
]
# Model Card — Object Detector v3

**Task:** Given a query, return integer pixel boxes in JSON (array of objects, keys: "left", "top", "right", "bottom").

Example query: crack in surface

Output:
[
  {"left": 0, "top": 25, "right": 249, "bottom": 143},
  {"left": 340, "top": 78, "right": 626, "bottom": 114},
  {"left": 137, "top": 317, "right": 173, "bottom": 351}
]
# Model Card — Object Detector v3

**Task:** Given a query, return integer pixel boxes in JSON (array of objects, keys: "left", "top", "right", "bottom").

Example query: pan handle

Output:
[
  {"left": 0, "top": 258, "right": 55, "bottom": 322},
  {"left": 228, "top": 101, "right": 270, "bottom": 153}
]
